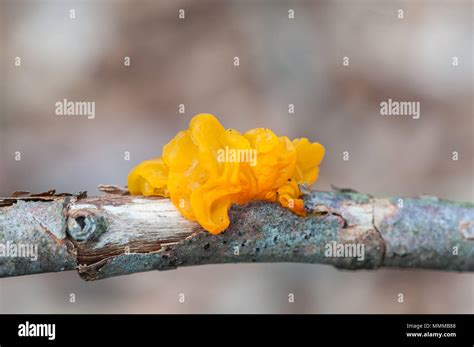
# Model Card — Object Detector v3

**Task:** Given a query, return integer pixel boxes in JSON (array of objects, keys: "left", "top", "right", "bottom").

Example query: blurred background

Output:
[{"left": 0, "top": 0, "right": 472, "bottom": 313}]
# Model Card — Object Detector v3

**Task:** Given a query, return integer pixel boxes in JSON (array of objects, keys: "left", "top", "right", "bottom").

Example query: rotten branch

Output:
[{"left": 0, "top": 189, "right": 472, "bottom": 281}]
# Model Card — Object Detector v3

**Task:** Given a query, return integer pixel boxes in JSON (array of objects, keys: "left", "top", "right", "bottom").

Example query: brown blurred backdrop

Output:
[{"left": 0, "top": 0, "right": 472, "bottom": 313}]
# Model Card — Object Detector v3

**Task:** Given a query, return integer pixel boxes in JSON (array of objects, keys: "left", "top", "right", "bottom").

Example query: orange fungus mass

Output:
[{"left": 128, "top": 114, "right": 325, "bottom": 234}]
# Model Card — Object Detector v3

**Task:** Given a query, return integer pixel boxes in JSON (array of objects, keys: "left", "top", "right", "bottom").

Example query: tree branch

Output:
[{"left": 0, "top": 190, "right": 473, "bottom": 281}]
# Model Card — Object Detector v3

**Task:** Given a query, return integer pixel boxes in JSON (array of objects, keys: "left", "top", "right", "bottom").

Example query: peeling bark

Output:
[{"left": 0, "top": 191, "right": 472, "bottom": 281}]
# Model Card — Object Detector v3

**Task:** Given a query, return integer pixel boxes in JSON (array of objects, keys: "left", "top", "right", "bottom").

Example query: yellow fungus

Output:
[{"left": 128, "top": 113, "right": 325, "bottom": 234}]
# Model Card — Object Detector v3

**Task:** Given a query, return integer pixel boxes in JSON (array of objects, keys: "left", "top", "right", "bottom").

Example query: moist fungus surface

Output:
[{"left": 128, "top": 114, "right": 325, "bottom": 234}]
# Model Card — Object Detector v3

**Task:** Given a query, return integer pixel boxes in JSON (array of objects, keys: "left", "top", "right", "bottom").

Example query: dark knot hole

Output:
[{"left": 75, "top": 216, "right": 86, "bottom": 230}]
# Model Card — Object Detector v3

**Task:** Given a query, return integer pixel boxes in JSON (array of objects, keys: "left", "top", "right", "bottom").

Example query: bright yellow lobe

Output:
[{"left": 128, "top": 114, "right": 325, "bottom": 234}]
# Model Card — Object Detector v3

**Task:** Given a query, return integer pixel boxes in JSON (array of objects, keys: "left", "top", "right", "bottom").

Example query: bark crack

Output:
[
  {"left": 32, "top": 216, "right": 64, "bottom": 246},
  {"left": 371, "top": 199, "right": 386, "bottom": 268}
]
